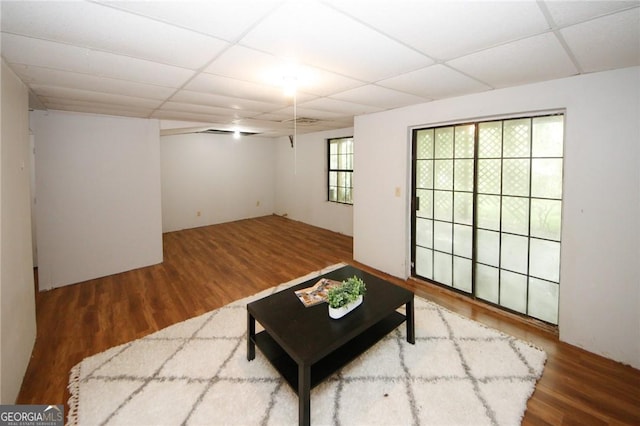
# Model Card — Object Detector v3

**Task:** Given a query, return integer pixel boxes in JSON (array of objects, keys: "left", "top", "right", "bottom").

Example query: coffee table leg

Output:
[
  {"left": 247, "top": 310, "right": 255, "bottom": 361},
  {"left": 298, "top": 364, "right": 311, "bottom": 426},
  {"left": 406, "top": 297, "right": 415, "bottom": 344}
]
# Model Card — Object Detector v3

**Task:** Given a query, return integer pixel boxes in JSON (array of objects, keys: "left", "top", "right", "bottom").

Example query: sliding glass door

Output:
[{"left": 412, "top": 114, "right": 563, "bottom": 325}]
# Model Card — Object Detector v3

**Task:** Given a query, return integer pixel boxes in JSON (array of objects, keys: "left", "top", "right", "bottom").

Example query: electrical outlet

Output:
[
  {"left": 256, "top": 200, "right": 260, "bottom": 207},
  {"left": 395, "top": 187, "right": 401, "bottom": 197},
  {"left": 196, "top": 211, "right": 201, "bottom": 217}
]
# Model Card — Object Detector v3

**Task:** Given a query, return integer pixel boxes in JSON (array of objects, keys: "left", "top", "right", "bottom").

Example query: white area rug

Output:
[{"left": 68, "top": 263, "right": 546, "bottom": 425}]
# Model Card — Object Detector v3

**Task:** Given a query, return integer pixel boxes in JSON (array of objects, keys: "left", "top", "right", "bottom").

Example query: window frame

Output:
[{"left": 327, "top": 136, "right": 354, "bottom": 205}]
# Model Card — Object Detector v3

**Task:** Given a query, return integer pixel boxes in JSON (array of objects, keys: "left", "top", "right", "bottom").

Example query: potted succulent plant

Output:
[{"left": 327, "top": 275, "right": 367, "bottom": 319}]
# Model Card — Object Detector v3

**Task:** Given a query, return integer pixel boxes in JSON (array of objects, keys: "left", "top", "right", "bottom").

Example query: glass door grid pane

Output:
[
  {"left": 412, "top": 115, "right": 563, "bottom": 325},
  {"left": 414, "top": 125, "right": 474, "bottom": 294}
]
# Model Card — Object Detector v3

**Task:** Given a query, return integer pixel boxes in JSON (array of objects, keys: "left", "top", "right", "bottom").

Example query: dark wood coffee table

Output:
[{"left": 247, "top": 265, "right": 414, "bottom": 426}]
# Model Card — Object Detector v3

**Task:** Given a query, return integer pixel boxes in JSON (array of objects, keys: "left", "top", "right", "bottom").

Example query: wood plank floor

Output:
[{"left": 18, "top": 215, "right": 640, "bottom": 425}]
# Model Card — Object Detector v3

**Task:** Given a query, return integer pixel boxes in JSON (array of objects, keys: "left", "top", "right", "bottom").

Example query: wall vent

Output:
[{"left": 281, "top": 117, "right": 320, "bottom": 125}]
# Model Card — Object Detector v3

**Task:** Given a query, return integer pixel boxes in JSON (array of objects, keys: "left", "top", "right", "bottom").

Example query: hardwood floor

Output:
[{"left": 18, "top": 215, "right": 640, "bottom": 425}]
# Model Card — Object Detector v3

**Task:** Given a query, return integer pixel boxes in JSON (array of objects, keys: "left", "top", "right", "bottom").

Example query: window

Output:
[
  {"left": 328, "top": 137, "right": 353, "bottom": 204},
  {"left": 412, "top": 114, "right": 564, "bottom": 325}
]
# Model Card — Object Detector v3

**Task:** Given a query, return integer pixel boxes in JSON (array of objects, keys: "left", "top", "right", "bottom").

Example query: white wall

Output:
[
  {"left": 31, "top": 110, "right": 163, "bottom": 289},
  {"left": 275, "top": 128, "right": 354, "bottom": 236},
  {"left": 354, "top": 67, "right": 640, "bottom": 368},
  {"left": 0, "top": 60, "right": 36, "bottom": 402},
  {"left": 160, "top": 133, "right": 276, "bottom": 232}
]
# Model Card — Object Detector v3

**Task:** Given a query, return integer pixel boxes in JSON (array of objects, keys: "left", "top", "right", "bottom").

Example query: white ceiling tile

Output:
[
  {"left": 226, "top": 117, "right": 293, "bottom": 132},
  {"left": 33, "top": 85, "right": 164, "bottom": 109},
  {"left": 12, "top": 65, "right": 175, "bottom": 100},
  {"left": 151, "top": 110, "right": 232, "bottom": 124},
  {"left": 561, "top": 8, "right": 640, "bottom": 73},
  {"left": 327, "top": 0, "right": 549, "bottom": 60},
  {"left": 330, "top": 85, "right": 429, "bottom": 109},
  {"left": 377, "top": 64, "right": 491, "bottom": 100},
  {"left": 298, "top": 68, "right": 364, "bottom": 97},
  {"left": 41, "top": 95, "right": 155, "bottom": 117},
  {"left": 185, "top": 73, "right": 295, "bottom": 104},
  {"left": 171, "top": 90, "right": 279, "bottom": 113},
  {"left": 270, "top": 105, "right": 349, "bottom": 121},
  {"left": 1, "top": 1, "right": 229, "bottom": 69},
  {"left": 299, "top": 97, "right": 383, "bottom": 115},
  {"left": 236, "top": 117, "right": 291, "bottom": 129},
  {"left": 99, "top": 0, "right": 282, "bottom": 42},
  {"left": 1, "top": 34, "right": 195, "bottom": 88},
  {"left": 543, "top": 1, "right": 639, "bottom": 27},
  {"left": 252, "top": 111, "right": 297, "bottom": 122},
  {"left": 160, "top": 101, "right": 258, "bottom": 118},
  {"left": 205, "top": 45, "right": 283, "bottom": 83},
  {"left": 205, "top": 45, "right": 364, "bottom": 96},
  {"left": 254, "top": 115, "right": 352, "bottom": 135},
  {"left": 239, "top": 0, "right": 433, "bottom": 81},
  {"left": 447, "top": 32, "right": 578, "bottom": 88},
  {"left": 42, "top": 98, "right": 155, "bottom": 118},
  {"left": 229, "top": 115, "right": 347, "bottom": 136}
]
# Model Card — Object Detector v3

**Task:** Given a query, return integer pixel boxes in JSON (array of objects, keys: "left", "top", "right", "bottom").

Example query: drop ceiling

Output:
[{"left": 1, "top": 0, "right": 638, "bottom": 137}]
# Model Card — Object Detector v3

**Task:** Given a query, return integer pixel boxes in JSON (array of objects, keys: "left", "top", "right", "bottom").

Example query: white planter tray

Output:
[{"left": 328, "top": 295, "right": 363, "bottom": 319}]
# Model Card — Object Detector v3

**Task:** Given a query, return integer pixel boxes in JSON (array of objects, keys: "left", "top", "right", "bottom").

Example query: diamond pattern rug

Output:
[{"left": 68, "top": 264, "right": 546, "bottom": 425}]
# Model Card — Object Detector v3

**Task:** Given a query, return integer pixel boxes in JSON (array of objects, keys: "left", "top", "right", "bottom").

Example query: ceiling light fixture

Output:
[
  {"left": 283, "top": 75, "right": 297, "bottom": 98},
  {"left": 233, "top": 129, "right": 241, "bottom": 140}
]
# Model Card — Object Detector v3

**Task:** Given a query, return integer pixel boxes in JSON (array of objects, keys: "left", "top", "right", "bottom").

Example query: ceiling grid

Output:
[{"left": 1, "top": 0, "right": 638, "bottom": 137}]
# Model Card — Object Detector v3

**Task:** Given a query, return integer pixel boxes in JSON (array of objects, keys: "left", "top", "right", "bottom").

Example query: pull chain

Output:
[{"left": 293, "top": 90, "right": 297, "bottom": 175}]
